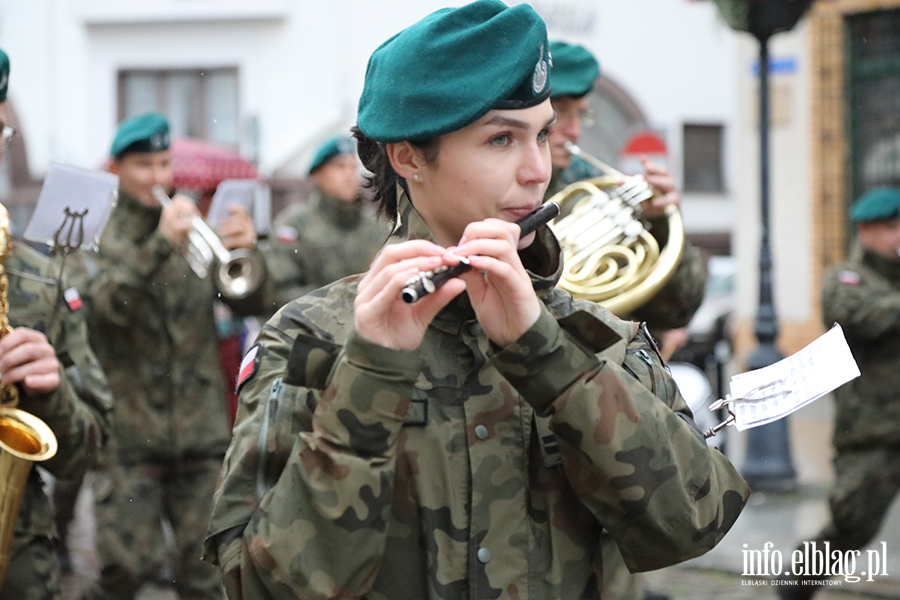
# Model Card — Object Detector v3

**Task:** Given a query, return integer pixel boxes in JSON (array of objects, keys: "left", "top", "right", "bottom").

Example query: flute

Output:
[{"left": 401, "top": 201, "right": 560, "bottom": 304}]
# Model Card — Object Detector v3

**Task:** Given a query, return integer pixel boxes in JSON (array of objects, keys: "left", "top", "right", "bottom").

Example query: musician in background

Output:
[
  {"left": 546, "top": 41, "right": 708, "bottom": 600},
  {"left": 79, "top": 113, "right": 266, "bottom": 600},
  {"left": 777, "top": 188, "right": 900, "bottom": 599},
  {"left": 546, "top": 41, "right": 706, "bottom": 342},
  {"left": 202, "top": 3, "right": 748, "bottom": 598},
  {"left": 265, "top": 134, "right": 389, "bottom": 315},
  {"left": 0, "top": 47, "right": 113, "bottom": 600}
]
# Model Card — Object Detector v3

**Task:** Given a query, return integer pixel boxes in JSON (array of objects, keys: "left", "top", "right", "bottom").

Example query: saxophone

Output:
[{"left": 0, "top": 203, "right": 58, "bottom": 587}]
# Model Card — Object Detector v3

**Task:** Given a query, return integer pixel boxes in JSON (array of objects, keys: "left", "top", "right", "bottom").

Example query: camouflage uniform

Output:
[
  {"left": 779, "top": 243, "right": 900, "bottom": 599},
  {"left": 546, "top": 162, "right": 707, "bottom": 600},
  {"left": 0, "top": 243, "right": 113, "bottom": 600},
  {"left": 81, "top": 191, "right": 266, "bottom": 600},
  {"left": 203, "top": 193, "right": 749, "bottom": 600},
  {"left": 265, "top": 190, "right": 389, "bottom": 314}
]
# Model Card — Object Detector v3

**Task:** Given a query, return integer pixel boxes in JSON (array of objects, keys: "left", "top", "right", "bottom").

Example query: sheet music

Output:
[
  {"left": 728, "top": 324, "right": 860, "bottom": 431},
  {"left": 206, "top": 179, "right": 264, "bottom": 230},
  {"left": 23, "top": 163, "right": 118, "bottom": 249}
]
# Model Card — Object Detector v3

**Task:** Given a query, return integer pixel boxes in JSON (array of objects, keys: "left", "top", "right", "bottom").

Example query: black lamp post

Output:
[{"left": 714, "top": 0, "right": 813, "bottom": 491}]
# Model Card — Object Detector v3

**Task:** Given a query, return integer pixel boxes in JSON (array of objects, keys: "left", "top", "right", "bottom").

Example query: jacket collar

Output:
[
  {"left": 314, "top": 189, "right": 365, "bottom": 229},
  {"left": 858, "top": 242, "right": 900, "bottom": 280}
]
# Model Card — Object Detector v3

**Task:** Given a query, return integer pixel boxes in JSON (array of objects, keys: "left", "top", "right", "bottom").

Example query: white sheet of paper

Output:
[
  {"left": 23, "top": 163, "right": 118, "bottom": 249},
  {"left": 727, "top": 323, "right": 860, "bottom": 431},
  {"left": 206, "top": 179, "right": 266, "bottom": 231}
]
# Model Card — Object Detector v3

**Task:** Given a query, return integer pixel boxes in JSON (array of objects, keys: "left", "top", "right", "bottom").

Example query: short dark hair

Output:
[{"left": 352, "top": 126, "right": 440, "bottom": 225}]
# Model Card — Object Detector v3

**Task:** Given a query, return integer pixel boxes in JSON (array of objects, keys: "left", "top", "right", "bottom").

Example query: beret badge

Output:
[{"left": 532, "top": 44, "right": 549, "bottom": 95}]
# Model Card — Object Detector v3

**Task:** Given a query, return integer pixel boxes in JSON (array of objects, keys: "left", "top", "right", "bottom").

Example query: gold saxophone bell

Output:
[
  {"left": 0, "top": 407, "right": 58, "bottom": 586},
  {"left": 549, "top": 143, "right": 685, "bottom": 316},
  {"left": 0, "top": 203, "right": 58, "bottom": 588},
  {"left": 151, "top": 186, "right": 266, "bottom": 301}
]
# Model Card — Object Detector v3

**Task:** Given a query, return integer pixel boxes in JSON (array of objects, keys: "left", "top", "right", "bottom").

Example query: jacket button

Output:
[
  {"left": 469, "top": 323, "right": 483, "bottom": 336},
  {"left": 475, "top": 425, "right": 489, "bottom": 440},
  {"left": 477, "top": 547, "right": 491, "bottom": 564}
]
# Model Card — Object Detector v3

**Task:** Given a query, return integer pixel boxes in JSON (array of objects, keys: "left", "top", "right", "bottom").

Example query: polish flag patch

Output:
[
  {"left": 276, "top": 225, "right": 299, "bottom": 243},
  {"left": 838, "top": 270, "right": 861, "bottom": 286},
  {"left": 236, "top": 345, "right": 260, "bottom": 393},
  {"left": 64, "top": 287, "right": 83, "bottom": 311}
]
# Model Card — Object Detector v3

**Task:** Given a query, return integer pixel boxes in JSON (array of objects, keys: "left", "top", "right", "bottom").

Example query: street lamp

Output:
[{"left": 713, "top": 0, "right": 814, "bottom": 491}]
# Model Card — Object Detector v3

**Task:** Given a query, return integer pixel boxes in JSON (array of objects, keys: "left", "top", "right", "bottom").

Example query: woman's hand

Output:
[
  {"left": 0, "top": 327, "right": 61, "bottom": 397},
  {"left": 354, "top": 240, "right": 465, "bottom": 351},
  {"left": 453, "top": 219, "right": 541, "bottom": 347}
]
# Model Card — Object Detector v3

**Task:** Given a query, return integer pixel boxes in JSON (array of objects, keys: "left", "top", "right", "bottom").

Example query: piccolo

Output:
[{"left": 400, "top": 201, "right": 560, "bottom": 304}]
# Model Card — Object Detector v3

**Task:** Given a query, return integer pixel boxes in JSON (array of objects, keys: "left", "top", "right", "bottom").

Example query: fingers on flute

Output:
[
  {"left": 357, "top": 245, "right": 448, "bottom": 302},
  {"left": 459, "top": 219, "right": 520, "bottom": 246},
  {"left": 410, "top": 277, "right": 466, "bottom": 322}
]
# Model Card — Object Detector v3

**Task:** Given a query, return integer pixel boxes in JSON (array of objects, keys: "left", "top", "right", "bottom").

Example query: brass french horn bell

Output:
[
  {"left": 548, "top": 143, "right": 684, "bottom": 315},
  {"left": 0, "top": 203, "right": 58, "bottom": 588},
  {"left": 152, "top": 186, "right": 266, "bottom": 301}
]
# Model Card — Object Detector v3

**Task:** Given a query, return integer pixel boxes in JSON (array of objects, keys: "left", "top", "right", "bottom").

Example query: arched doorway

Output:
[{"left": 576, "top": 74, "right": 651, "bottom": 168}]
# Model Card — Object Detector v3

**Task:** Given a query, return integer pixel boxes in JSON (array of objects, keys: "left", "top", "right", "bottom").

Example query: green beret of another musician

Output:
[
  {"left": 308, "top": 135, "right": 356, "bottom": 174},
  {"left": 0, "top": 48, "right": 9, "bottom": 103},
  {"left": 110, "top": 113, "right": 170, "bottom": 158},
  {"left": 357, "top": 0, "right": 551, "bottom": 143},
  {"left": 850, "top": 187, "right": 900, "bottom": 223},
  {"left": 549, "top": 40, "right": 600, "bottom": 99}
]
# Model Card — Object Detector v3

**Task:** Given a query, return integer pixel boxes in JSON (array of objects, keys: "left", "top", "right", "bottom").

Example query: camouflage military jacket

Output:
[
  {"left": 85, "top": 192, "right": 257, "bottom": 463},
  {"left": 822, "top": 243, "right": 900, "bottom": 448},
  {"left": 6, "top": 243, "right": 112, "bottom": 544},
  {"left": 204, "top": 194, "right": 749, "bottom": 600},
  {"left": 545, "top": 165, "right": 706, "bottom": 333},
  {"left": 266, "top": 190, "right": 389, "bottom": 311}
]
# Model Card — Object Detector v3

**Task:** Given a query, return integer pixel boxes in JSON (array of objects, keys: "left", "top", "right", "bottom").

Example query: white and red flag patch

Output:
[
  {"left": 236, "top": 344, "right": 260, "bottom": 393},
  {"left": 276, "top": 225, "right": 299, "bottom": 244},
  {"left": 64, "top": 287, "right": 83, "bottom": 311},
  {"left": 838, "top": 270, "right": 861, "bottom": 286}
]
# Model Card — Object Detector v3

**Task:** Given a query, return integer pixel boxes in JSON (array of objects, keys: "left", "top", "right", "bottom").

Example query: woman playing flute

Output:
[{"left": 203, "top": 2, "right": 750, "bottom": 599}]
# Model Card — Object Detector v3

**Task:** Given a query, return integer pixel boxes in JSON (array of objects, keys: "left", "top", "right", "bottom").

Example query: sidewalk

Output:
[{"left": 59, "top": 391, "right": 900, "bottom": 599}]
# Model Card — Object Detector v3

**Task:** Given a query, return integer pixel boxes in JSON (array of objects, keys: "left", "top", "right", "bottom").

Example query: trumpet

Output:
[{"left": 151, "top": 185, "right": 266, "bottom": 301}]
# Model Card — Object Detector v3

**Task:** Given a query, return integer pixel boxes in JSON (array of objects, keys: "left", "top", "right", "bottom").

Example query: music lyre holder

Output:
[
  {"left": 50, "top": 207, "right": 88, "bottom": 258},
  {"left": 703, "top": 379, "right": 792, "bottom": 439}
]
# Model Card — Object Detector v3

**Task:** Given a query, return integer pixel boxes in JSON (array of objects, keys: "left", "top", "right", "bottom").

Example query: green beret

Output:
[
  {"left": 110, "top": 113, "right": 170, "bottom": 158},
  {"left": 549, "top": 41, "right": 600, "bottom": 99},
  {"left": 0, "top": 48, "right": 9, "bottom": 103},
  {"left": 358, "top": 0, "right": 551, "bottom": 143},
  {"left": 850, "top": 187, "right": 900, "bottom": 222},
  {"left": 309, "top": 135, "right": 356, "bottom": 174}
]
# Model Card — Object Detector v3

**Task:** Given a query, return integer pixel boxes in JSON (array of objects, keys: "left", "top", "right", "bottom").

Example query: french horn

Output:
[
  {"left": 548, "top": 142, "right": 684, "bottom": 315},
  {"left": 151, "top": 186, "right": 266, "bottom": 301},
  {"left": 0, "top": 203, "right": 58, "bottom": 588}
]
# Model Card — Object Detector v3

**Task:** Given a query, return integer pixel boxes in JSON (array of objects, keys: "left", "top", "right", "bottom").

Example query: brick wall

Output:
[{"left": 735, "top": 1, "right": 900, "bottom": 363}]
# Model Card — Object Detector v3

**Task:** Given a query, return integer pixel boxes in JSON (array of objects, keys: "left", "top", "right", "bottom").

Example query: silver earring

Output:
[{"left": 413, "top": 173, "right": 420, "bottom": 180}]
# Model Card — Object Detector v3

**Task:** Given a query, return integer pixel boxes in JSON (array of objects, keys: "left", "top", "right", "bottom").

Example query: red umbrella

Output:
[{"left": 170, "top": 137, "right": 258, "bottom": 192}]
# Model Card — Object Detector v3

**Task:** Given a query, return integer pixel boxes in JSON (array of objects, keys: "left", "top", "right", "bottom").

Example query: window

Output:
[
  {"left": 118, "top": 68, "right": 239, "bottom": 147},
  {"left": 848, "top": 9, "right": 900, "bottom": 204},
  {"left": 682, "top": 123, "right": 725, "bottom": 194}
]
